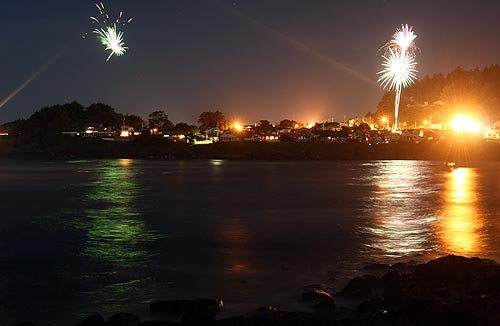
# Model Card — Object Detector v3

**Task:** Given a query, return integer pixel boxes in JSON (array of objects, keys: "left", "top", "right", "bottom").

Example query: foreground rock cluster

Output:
[{"left": 6, "top": 255, "right": 500, "bottom": 326}]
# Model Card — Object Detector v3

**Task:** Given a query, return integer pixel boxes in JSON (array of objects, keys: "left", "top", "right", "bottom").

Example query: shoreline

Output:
[{"left": 1, "top": 137, "right": 500, "bottom": 161}]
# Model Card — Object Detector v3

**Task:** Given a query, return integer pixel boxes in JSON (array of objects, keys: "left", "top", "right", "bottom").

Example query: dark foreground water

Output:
[{"left": 1, "top": 159, "right": 500, "bottom": 325}]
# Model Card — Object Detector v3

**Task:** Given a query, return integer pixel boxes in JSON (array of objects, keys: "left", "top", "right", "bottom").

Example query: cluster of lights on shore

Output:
[
  {"left": 377, "top": 114, "right": 483, "bottom": 133},
  {"left": 227, "top": 114, "right": 484, "bottom": 135}
]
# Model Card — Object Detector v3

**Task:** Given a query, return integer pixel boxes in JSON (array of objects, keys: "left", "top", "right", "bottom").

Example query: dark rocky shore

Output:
[{"left": 6, "top": 255, "right": 500, "bottom": 326}]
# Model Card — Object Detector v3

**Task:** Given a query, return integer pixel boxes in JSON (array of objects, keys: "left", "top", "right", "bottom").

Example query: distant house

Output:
[
  {"left": 61, "top": 131, "right": 79, "bottom": 137},
  {"left": 161, "top": 130, "right": 187, "bottom": 142},
  {"left": 119, "top": 126, "right": 137, "bottom": 138},
  {"left": 400, "top": 129, "right": 421, "bottom": 143},
  {"left": 421, "top": 129, "right": 444, "bottom": 141},
  {"left": 277, "top": 128, "right": 292, "bottom": 134},
  {"left": 312, "top": 130, "right": 338, "bottom": 142},
  {"left": 295, "top": 128, "right": 312, "bottom": 142},
  {"left": 240, "top": 130, "right": 255, "bottom": 141},
  {"left": 485, "top": 121, "right": 500, "bottom": 139},
  {"left": 369, "top": 130, "right": 387, "bottom": 144},
  {"left": 352, "top": 129, "right": 369, "bottom": 142},
  {"left": 255, "top": 131, "right": 279, "bottom": 142},
  {"left": 81, "top": 125, "right": 114, "bottom": 138},
  {"left": 140, "top": 128, "right": 154, "bottom": 136},
  {"left": 219, "top": 131, "right": 238, "bottom": 142},
  {"left": 205, "top": 128, "right": 221, "bottom": 142}
]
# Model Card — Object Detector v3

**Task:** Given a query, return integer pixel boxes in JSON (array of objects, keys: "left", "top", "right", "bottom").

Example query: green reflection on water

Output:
[{"left": 82, "top": 159, "right": 163, "bottom": 269}]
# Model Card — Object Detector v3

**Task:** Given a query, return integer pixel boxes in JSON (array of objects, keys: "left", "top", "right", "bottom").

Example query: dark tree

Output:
[
  {"left": 278, "top": 119, "right": 299, "bottom": 129},
  {"left": 85, "top": 103, "right": 121, "bottom": 128},
  {"left": 357, "top": 122, "right": 371, "bottom": 132},
  {"left": 27, "top": 102, "right": 86, "bottom": 133},
  {"left": 148, "top": 110, "right": 174, "bottom": 130},
  {"left": 198, "top": 110, "right": 227, "bottom": 130},
  {"left": 375, "top": 92, "right": 396, "bottom": 120},
  {"left": 123, "top": 114, "right": 144, "bottom": 129},
  {"left": 0, "top": 119, "right": 25, "bottom": 135},
  {"left": 17, "top": 101, "right": 87, "bottom": 145},
  {"left": 254, "top": 120, "right": 274, "bottom": 133},
  {"left": 337, "top": 125, "right": 352, "bottom": 138},
  {"left": 312, "top": 122, "right": 340, "bottom": 131},
  {"left": 173, "top": 122, "right": 199, "bottom": 134}
]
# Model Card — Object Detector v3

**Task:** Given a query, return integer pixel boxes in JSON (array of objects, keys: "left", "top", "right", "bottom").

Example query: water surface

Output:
[{"left": 1, "top": 159, "right": 500, "bottom": 325}]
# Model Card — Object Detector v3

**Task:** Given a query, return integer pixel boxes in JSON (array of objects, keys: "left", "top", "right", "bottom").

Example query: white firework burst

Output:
[
  {"left": 377, "top": 48, "right": 417, "bottom": 91},
  {"left": 94, "top": 24, "right": 128, "bottom": 62}
]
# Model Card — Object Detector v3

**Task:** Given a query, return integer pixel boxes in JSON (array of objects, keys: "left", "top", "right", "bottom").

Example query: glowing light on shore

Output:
[
  {"left": 381, "top": 116, "right": 389, "bottom": 129},
  {"left": 233, "top": 122, "right": 243, "bottom": 132},
  {"left": 90, "top": 3, "right": 132, "bottom": 62},
  {"left": 378, "top": 24, "right": 418, "bottom": 130},
  {"left": 306, "top": 122, "right": 316, "bottom": 129},
  {"left": 450, "top": 115, "right": 482, "bottom": 132}
]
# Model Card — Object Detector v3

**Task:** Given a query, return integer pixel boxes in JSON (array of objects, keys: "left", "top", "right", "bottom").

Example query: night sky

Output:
[{"left": 1, "top": 0, "right": 500, "bottom": 125}]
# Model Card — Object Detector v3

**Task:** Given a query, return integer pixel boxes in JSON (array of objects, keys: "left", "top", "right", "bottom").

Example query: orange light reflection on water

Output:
[
  {"left": 440, "top": 168, "right": 484, "bottom": 255},
  {"left": 218, "top": 218, "right": 253, "bottom": 273}
]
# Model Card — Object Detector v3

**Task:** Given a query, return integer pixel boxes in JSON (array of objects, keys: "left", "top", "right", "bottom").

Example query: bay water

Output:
[{"left": 1, "top": 159, "right": 500, "bottom": 325}]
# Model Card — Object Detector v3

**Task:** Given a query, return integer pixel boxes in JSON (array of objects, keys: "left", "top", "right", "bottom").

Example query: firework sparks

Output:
[
  {"left": 90, "top": 3, "right": 132, "bottom": 62},
  {"left": 378, "top": 24, "right": 418, "bottom": 130},
  {"left": 393, "top": 24, "right": 416, "bottom": 53},
  {"left": 94, "top": 25, "right": 127, "bottom": 62},
  {"left": 378, "top": 48, "right": 417, "bottom": 91}
]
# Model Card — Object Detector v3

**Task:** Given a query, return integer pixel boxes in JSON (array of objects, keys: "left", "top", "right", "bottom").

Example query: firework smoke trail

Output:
[
  {"left": 210, "top": 0, "right": 377, "bottom": 87},
  {"left": 0, "top": 45, "right": 70, "bottom": 111},
  {"left": 378, "top": 24, "right": 418, "bottom": 130},
  {"left": 90, "top": 3, "right": 132, "bottom": 62}
]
